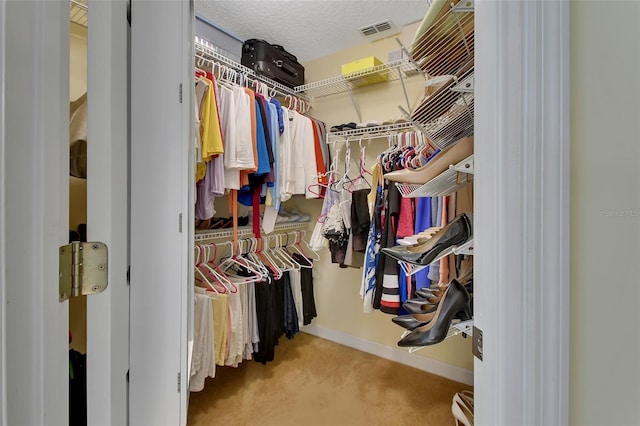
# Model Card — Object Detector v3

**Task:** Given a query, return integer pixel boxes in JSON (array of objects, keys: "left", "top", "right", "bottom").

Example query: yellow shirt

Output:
[{"left": 200, "top": 77, "right": 224, "bottom": 160}]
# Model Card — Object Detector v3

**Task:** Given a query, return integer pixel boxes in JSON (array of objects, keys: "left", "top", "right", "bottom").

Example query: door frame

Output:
[
  {"left": 1, "top": 0, "right": 70, "bottom": 424},
  {"left": 474, "top": 0, "right": 570, "bottom": 424},
  {"left": 86, "top": 1, "right": 130, "bottom": 424}
]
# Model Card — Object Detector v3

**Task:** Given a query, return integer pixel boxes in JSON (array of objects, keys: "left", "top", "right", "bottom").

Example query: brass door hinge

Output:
[{"left": 59, "top": 241, "right": 108, "bottom": 302}]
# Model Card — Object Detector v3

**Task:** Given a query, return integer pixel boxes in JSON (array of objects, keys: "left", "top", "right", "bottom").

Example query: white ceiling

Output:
[{"left": 195, "top": 0, "right": 429, "bottom": 63}]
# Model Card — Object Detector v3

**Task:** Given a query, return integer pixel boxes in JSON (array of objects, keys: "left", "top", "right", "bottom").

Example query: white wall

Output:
[{"left": 570, "top": 1, "right": 640, "bottom": 424}]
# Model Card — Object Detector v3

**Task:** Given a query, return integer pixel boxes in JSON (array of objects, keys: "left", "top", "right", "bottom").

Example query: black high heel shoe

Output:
[
  {"left": 397, "top": 279, "right": 472, "bottom": 347},
  {"left": 382, "top": 213, "right": 472, "bottom": 266},
  {"left": 403, "top": 299, "right": 439, "bottom": 314},
  {"left": 392, "top": 311, "right": 436, "bottom": 330}
]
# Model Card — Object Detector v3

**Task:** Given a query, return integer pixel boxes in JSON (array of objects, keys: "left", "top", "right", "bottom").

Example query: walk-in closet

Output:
[
  {"left": 185, "top": 1, "right": 475, "bottom": 424},
  {"left": 6, "top": 0, "right": 592, "bottom": 424}
]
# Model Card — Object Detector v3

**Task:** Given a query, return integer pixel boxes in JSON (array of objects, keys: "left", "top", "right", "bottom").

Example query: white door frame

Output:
[
  {"left": 1, "top": 0, "right": 70, "bottom": 424},
  {"left": 475, "top": 0, "right": 570, "bottom": 424},
  {"left": 86, "top": 1, "right": 130, "bottom": 424}
]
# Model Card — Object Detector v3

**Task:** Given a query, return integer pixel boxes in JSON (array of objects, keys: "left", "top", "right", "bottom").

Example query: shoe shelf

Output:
[
  {"left": 398, "top": 237, "right": 474, "bottom": 277},
  {"left": 410, "top": 0, "right": 474, "bottom": 78},
  {"left": 326, "top": 121, "right": 416, "bottom": 144},
  {"left": 294, "top": 59, "right": 423, "bottom": 99},
  {"left": 402, "top": 319, "right": 473, "bottom": 354},
  {"left": 399, "top": 68, "right": 475, "bottom": 151},
  {"left": 395, "top": 154, "right": 474, "bottom": 198},
  {"left": 194, "top": 220, "right": 311, "bottom": 242},
  {"left": 70, "top": 0, "right": 87, "bottom": 27}
]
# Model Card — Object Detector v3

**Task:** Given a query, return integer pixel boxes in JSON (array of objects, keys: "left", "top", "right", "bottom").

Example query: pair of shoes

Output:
[
  {"left": 329, "top": 122, "right": 357, "bottom": 132},
  {"left": 452, "top": 390, "right": 474, "bottom": 426},
  {"left": 383, "top": 136, "right": 473, "bottom": 184},
  {"left": 382, "top": 213, "right": 472, "bottom": 266},
  {"left": 397, "top": 279, "right": 472, "bottom": 347},
  {"left": 355, "top": 120, "right": 382, "bottom": 128},
  {"left": 278, "top": 207, "right": 310, "bottom": 222}
]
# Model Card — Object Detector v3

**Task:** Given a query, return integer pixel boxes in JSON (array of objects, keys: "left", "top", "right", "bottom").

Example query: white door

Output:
[
  {"left": 1, "top": 0, "right": 130, "bottom": 424},
  {"left": 129, "top": 0, "right": 193, "bottom": 424}
]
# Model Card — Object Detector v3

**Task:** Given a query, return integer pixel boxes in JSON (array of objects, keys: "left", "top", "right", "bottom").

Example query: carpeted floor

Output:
[{"left": 187, "top": 332, "right": 472, "bottom": 426}]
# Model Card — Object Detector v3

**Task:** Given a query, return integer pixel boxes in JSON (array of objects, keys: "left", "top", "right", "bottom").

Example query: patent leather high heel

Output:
[
  {"left": 391, "top": 310, "right": 437, "bottom": 330},
  {"left": 397, "top": 279, "right": 471, "bottom": 347},
  {"left": 382, "top": 213, "right": 472, "bottom": 266}
]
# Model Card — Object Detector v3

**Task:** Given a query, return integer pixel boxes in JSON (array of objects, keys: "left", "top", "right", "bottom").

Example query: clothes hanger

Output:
[
  {"left": 257, "top": 237, "right": 284, "bottom": 279},
  {"left": 200, "top": 244, "right": 236, "bottom": 293},
  {"left": 271, "top": 234, "right": 299, "bottom": 271},
  {"left": 294, "top": 230, "right": 320, "bottom": 261},
  {"left": 204, "top": 243, "right": 238, "bottom": 293},
  {"left": 283, "top": 231, "right": 314, "bottom": 267},
  {"left": 217, "top": 240, "right": 265, "bottom": 284},
  {"left": 239, "top": 238, "right": 271, "bottom": 278},
  {"left": 346, "top": 139, "right": 373, "bottom": 192},
  {"left": 193, "top": 245, "right": 223, "bottom": 294}
]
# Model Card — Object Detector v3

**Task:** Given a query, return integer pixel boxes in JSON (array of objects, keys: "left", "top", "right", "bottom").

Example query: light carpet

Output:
[{"left": 188, "top": 332, "right": 471, "bottom": 426}]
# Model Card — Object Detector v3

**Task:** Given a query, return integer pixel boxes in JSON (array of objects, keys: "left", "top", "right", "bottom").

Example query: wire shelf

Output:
[
  {"left": 326, "top": 121, "right": 417, "bottom": 144},
  {"left": 410, "top": 0, "right": 474, "bottom": 78},
  {"left": 70, "top": 0, "right": 87, "bottom": 27},
  {"left": 395, "top": 154, "right": 474, "bottom": 198},
  {"left": 397, "top": 237, "right": 474, "bottom": 277},
  {"left": 406, "top": 65, "right": 474, "bottom": 150},
  {"left": 194, "top": 220, "right": 310, "bottom": 242},
  {"left": 194, "top": 37, "right": 309, "bottom": 102},
  {"left": 402, "top": 319, "right": 474, "bottom": 353},
  {"left": 295, "top": 59, "right": 422, "bottom": 99}
]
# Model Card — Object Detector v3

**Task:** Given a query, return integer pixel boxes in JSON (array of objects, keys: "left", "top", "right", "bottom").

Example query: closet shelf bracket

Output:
[
  {"left": 452, "top": 0, "right": 475, "bottom": 13},
  {"left": 451, "top": 73, "right": 474, "bottom": 93}
]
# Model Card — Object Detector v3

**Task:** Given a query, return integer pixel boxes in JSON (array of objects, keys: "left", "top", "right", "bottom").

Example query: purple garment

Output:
[{"left": 195, "top": 156, "right": 225, "bottom": 220}]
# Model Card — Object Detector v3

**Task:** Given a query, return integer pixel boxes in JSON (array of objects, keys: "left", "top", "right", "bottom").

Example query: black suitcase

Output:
[{"left": 242, "top": 39, "right": 305, "bottom": 89}]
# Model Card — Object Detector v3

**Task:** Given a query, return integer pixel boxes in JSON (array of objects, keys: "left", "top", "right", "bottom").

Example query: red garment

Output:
[{"left": 396, "top": 197, "right": 415, "bottom": 239}]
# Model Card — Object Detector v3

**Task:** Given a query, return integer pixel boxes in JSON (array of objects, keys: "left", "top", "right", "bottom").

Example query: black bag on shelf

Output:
[{"left": 241, "top": 39, "right": 305, "bottom": 89}]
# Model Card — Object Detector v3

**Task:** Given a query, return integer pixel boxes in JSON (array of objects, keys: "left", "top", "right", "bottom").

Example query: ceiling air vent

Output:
[{"left": 358, "top": 20, "right": 396, "bottom": 39}]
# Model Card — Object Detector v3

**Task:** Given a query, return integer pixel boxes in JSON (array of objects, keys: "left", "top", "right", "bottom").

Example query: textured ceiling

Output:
[{"left": 195, "top": 0, "right": 429, "bottom": 63}]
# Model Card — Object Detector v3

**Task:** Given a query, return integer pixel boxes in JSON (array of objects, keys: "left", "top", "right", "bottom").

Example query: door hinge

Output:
[
  {"left": 59, "top": 241, "right": 109, "bottom": 302},
  {"left": 472, "top": 325, "right": 483, "bottom": 361},
  {"left": 177, "top": 372, "right": 181, "bottom": 393},
  {"left": 179, "top": 83, "right": 183, "bottom": 103},
  {"left": 126, "top": 265, "right": 131, "bottom": 284},
  {"left": 179, "top": 213, "right": 183, "bottom": 233}
]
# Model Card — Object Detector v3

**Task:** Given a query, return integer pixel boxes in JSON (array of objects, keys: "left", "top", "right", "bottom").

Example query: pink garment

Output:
[{"left": 439, "top": 195, "right": 449, "bottom": 284}]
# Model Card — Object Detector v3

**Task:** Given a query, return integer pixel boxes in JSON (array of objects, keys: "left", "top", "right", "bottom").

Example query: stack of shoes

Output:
[
  {"left": 195, "top": 216, "right": 248, "bottom": 231},
  {"left": 389, "top": 226, "right": 474, "bottom": 348},
  {"left": 452, "top": 390, "right": 474, "bottom": 426}
]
